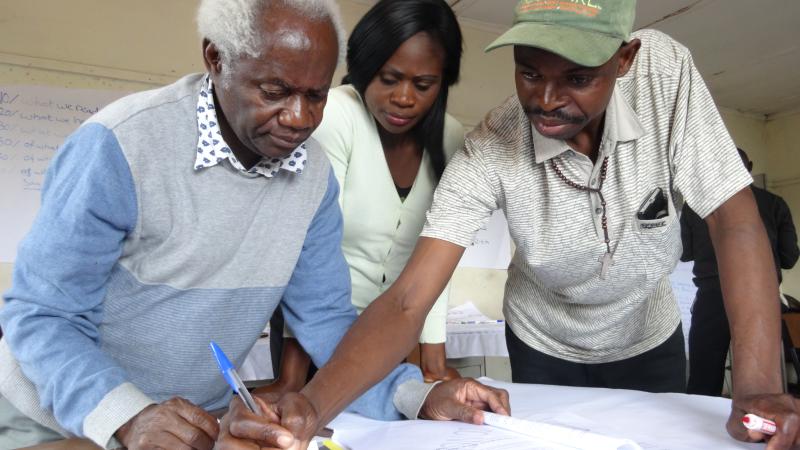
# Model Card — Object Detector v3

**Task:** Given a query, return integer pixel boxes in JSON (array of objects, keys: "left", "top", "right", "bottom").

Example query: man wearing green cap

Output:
[{"left": 237, "top": 0, "right": 800, "bottom": 447}]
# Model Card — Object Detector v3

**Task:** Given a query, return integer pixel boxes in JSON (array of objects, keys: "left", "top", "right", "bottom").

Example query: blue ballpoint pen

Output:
[{"left": 210, "top": 341, "right": 261, "bottom": 415}]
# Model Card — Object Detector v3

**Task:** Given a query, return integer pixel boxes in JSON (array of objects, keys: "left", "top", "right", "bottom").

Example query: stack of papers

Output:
[{"left": 447, "top": 302, "right": 504, "bottom": 325}]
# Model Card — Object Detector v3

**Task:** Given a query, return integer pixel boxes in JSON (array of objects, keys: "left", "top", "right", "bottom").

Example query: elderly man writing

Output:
[{"left": 0, "top": 1, "right": 508, "bottom": 449}]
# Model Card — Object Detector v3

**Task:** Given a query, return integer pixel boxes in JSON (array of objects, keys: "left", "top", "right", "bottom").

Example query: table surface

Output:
[
  {"left": 328, "top": 378, "right": 766, "bottom": 450},
  {"left": 25, "top": 379, "right": 766, "bottom": 450}
]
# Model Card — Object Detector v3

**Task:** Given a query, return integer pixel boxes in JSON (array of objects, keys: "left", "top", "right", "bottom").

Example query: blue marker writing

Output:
[{"left": 210, "top": 341, "right": 261, "bottom": 414}]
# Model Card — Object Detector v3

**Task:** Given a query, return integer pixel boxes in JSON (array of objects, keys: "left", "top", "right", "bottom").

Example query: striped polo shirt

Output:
[{"left": 422, "top": 29, "right": 752, "bottom": 363}]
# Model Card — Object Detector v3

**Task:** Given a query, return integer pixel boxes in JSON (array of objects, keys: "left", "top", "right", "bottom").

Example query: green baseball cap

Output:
[{"left": 486, "top": 0, "right": 637, "bottom": 67}]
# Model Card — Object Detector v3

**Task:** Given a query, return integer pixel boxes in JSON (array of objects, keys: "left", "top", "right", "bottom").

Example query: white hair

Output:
[{"left": 197, "top": 0, "right": 346, "bottom": 66}]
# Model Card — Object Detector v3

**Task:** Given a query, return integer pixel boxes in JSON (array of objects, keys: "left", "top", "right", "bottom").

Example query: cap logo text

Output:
[{"left": 519, "top": 0, "right": 602, "bottom": 18}]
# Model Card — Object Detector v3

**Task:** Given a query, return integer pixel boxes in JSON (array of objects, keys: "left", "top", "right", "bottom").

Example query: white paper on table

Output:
[
  {"left": 330, "top": 415, "right": 637, "bottom": 450},
  {"left": 483, "top": 412, "right": 641, "bottom": 450},
  {"left": 447, "top": 302, "right": 501, "bottom": 324},
  {"left": 328, "top": 378, "right": 763, "bottom": 450}
]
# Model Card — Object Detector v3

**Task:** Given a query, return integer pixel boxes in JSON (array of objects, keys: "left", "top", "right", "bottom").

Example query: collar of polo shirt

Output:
[{"left": 531, "top": 87, "right": 647, "bottom": 164}]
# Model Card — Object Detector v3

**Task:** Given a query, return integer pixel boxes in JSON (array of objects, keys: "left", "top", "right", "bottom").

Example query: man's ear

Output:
[
  {"left": 616, "top": 38, "right": 641, "bottom": 78},
  {"left": 202, "top": 38, "right": 223, "bottom": 75}
]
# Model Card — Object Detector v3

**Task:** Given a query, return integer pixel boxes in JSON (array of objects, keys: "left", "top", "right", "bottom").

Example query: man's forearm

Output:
[
  {"left": 709, "top": 190, "right": 783, "bottom": 396},
  {"left": 301, "top": 238, "right": 465, "bottom": 427},
  {"left": 301, "top": 288, "right": 426, "bottom": 425}
]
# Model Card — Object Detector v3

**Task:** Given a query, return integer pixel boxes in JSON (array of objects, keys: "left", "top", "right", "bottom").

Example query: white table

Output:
[
  {"left": 446, "top": 322, "right": 509, "bottom": 379},
  {"left": 446, "top": 322, "right": 508, "bottom": 359},
  {"left": 239, "top": 337, "right": 273, "bottom": 382}
]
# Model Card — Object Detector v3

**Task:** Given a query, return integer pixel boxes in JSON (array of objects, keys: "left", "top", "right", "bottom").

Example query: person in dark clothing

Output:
[{"left": 682, "top": 148, "right": 800, "bottom": 396}]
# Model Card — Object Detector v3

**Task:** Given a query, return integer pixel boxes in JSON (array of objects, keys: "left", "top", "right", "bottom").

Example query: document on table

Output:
[
  {"left": 447, "top": 302, "right": 502, "bottom": 324},
  {"left": 327, "top": 378, "right": 763, "bottom": 450},
  {"left": 482, "top": 411, "right": 640, "bottom": 449},
  {"left": 330, "top": 413, "right": 639, "bottom": 450}
]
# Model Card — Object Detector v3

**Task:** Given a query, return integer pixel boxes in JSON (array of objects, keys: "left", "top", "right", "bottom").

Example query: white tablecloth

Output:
[
  {"left": 239, "top": 337, "right": 274, "bottom": 381},
  {"left": 445, "top": 322, "right": 508, "bottom": 358}
]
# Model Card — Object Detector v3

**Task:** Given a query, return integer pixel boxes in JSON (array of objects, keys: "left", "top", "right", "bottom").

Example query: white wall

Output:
[{"left": 719, "top": 108, "right": 769, "bottom": 172}]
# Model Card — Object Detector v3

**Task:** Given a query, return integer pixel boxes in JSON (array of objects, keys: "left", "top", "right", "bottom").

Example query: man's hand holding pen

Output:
[
  {"left": 215, "top": 393, "right": 314, "bottom": 450},
  {"left": 215, "top": 378, "right": 510, "bottom": 449}
]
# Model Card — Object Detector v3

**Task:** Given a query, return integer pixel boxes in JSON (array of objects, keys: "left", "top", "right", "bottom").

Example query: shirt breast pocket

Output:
[{"left": 633, "top": 187, "right": 682, "bottom": 280}]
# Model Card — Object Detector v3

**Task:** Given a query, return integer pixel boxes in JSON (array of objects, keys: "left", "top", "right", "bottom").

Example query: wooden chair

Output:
[{"left": 781, "top": 311, "right": 800, "bottom": 395}]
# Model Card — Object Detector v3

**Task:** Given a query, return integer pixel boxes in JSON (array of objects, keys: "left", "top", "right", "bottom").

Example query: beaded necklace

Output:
[{"left": 550, "top": 156, "right": 614, "bottom": 279}]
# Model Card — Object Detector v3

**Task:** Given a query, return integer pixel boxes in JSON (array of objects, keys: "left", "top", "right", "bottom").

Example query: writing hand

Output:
[
  {"left": 270, "top": 392, "right": 320, "bottom": 450},
  {"left": 728, "top": 393, "right": 800, "bottom": 449},
  {"left": 252, "top": 378, "right": 298, "bottom": 405},
  {"left": 115, "top": 397, "right": 219, "bottom": 450},
  {"left": 419, "top": 378, "right": 510, "bottom": 424},
  {"left": 215, "top": 393, "right": 316, "bottom": 449}
]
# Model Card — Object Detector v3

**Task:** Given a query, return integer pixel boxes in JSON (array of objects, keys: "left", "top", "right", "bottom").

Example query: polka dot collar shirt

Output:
[{"left": 194, "top": 75, "right": 307, "bottom": 178}]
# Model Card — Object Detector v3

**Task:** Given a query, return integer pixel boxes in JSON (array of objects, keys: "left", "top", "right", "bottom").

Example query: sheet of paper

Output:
[
  {"left": 331, "top": 414, "right": 638, "bottom": 450},
  {"left": 328, "top": 378, "right": 763, "bottom": 450},
  {"left": 447, "top": 302, "right": 501, "bottom": 324},
  {"left": 457, "top": 210, "right": 512, "bottom": 270},
  {"left": 483, "top": 411, "right": 641, "bottom": 450}
]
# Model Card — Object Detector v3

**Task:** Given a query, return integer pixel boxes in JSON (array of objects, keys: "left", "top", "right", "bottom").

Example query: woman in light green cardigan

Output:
[{"left": 268, "top": 0, "right": 465, "bottom": 389}]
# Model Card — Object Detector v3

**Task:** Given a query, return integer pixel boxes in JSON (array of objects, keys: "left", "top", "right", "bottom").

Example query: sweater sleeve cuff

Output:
[
  {"left": 393, "top": 379, "right": 441, "bottom": 419},
  {"left": 83, "top": 382, "right": 155, "bottom": 449}
]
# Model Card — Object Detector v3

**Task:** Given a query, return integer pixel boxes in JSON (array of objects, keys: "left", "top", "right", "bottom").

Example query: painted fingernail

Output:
[{"left": 277, "top": 433, "right": 294, "bottom": 447}]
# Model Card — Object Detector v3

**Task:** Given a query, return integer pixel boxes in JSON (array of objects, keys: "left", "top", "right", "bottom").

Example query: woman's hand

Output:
[{"left": 420, "top": 343, "right": 460, "bottom": 382}]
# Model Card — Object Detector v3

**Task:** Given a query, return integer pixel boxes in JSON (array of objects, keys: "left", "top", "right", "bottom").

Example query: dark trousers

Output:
[
  {"left": 269, "top": 308, "right": 286, "bottom": 376},
  {"left": 506, "top": 324, "right": 686, "bottom": 393},
  {"left": 686, "top": 284, "right": 730, "bottom": 396}
]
